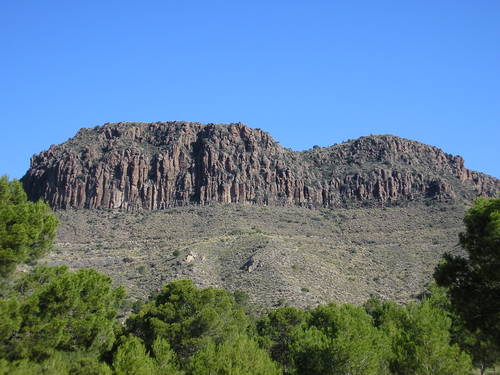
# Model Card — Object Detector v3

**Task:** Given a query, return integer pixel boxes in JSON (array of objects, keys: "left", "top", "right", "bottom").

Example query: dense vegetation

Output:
[
  {"left": 0, "top": 176, "right": 57, "bottom": 277},
  {"left": 435, "top": 197, "right": 500, "bottom": 374},
  {"left": 0, "top": 177, "right": 498, "bottom": 374}
]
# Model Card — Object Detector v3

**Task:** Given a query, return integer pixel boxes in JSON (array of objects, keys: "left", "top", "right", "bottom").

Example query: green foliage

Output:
[
  {"left": 371, "top": 299, "right": 472, "bottom": 375},
  {"left": 0, "top": 266, "right": 125, "bottom": 361},
  {"left": 57, "top": 351, "right": 113, "bottom": 375},
  {"left": 112, "top": 335, "right": 182, "bottom": 375},
  {"left": 113, "top": 335, "right": 159, "bottom": 375},
  {"left": 290, "top": 303, "right": 390, "bottom": 375},
  {"left": 113, "top": 336, "right": 148, "bottom": 374},
  {"left": 434, "top": 198, "right": 500, "bottom": 344},
  {"left": 125, "top": 279, "right": 249, "bottom": 361},
  {"left": 0, "top": 186, "right": 494, "bottom": 375},
  {"left": 0, "top": 358, "right": 64, "bottom": 375},
  {"left": 152, "top": 337, "right": 183, "bottom": 375},
  {"left": 460, "top": 330, "right": 500, "bottom": 375},
  {"left": 0, "top": 176, "right": 58, "bottom": 277},
  {"left": 426, "top": 283, "right": 500, "bottom": 374},
  {"left": 288, "top": 326, "right": 330, "bottom": 375},
  {"left": 232, "top": 290, "right": 250, "bottom": 311},
  {"left": 0, "top": 351, "right": 112, "bottom": 375},
  {"left": 187, "top": 333, "right": 280, "bottom": 375},
  {"left": 257, "top": 307, "right": 307, "bottom": 373}
]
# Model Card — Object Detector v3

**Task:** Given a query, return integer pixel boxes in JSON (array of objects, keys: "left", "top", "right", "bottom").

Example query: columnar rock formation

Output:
[{"left": 22, "top": 122, "right": 499, "bottom": 209}]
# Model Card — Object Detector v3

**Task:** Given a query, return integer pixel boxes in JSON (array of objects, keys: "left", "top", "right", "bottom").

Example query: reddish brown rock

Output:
[{"left": 22, "top": 122, "right": 499, "bottom": 210}]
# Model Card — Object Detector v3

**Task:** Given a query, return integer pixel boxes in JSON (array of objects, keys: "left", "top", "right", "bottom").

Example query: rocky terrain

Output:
[
  {"left": 23, "top": 121, "right": 498, "bottom": 310},
  {"left": 49, "top": 203, "right": 466, "bottom": 312},
  {"left": 22, "top": 122, "right": 499, "bottom": 210}
]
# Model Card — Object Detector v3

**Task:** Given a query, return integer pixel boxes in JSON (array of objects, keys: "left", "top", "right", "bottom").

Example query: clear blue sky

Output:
[{"left": 1, "top": 1, "right": 499, "bottom": 178}]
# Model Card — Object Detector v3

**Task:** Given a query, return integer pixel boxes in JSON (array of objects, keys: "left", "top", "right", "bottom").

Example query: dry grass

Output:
[{"left": 45, "top": 202, "right": 468, "bottom": 313}]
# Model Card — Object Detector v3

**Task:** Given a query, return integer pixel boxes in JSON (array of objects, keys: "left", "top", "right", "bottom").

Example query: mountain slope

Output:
[
  {"left": 23, "top": 122, "right": 498, "bottom": 309},
  {"left": 49, "top": 203, "right": 466, "bottom": 310},
  {"left": 22, "top": 122, "right": 498, "bottom": 209}
]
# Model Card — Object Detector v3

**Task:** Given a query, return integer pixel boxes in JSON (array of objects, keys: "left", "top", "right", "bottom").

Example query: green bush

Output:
[
  {"left": 0, "top": 266, "right": 125, "bottom": 361},
  {"left": 435, "top": 198, "right": 500, "bottom": 344},
  {"left": 0, "top": 176, "right": 58, "bottom": 277},
  {"left": 125, "top": 279, "right": 250, "bottom": 360}
]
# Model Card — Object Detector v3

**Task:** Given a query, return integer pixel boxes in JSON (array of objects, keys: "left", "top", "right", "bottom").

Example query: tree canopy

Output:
[
  {"left": 187, "top": 333, "right": 281, "bottom": 375},
  {"left": 434, "top": 198, "right": 500, "bottom": 345},
  {"left": 370, "top": 299, "right": 471, "bottom": 375},
  {"left": 290, "top": 303, "right": 391, "bottom": 375},
  {"left": 0, "top": 266, "right": 125, "bottom": 362},
  {"left": 125, "top": 279, "right": 250, "bottom": 361},
  {"left": 0, "top": 176, "right": 58, "bottom": 278}
]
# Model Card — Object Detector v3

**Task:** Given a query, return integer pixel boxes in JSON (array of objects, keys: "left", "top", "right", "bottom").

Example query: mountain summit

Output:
[{"left": 22, "top": 122, "right": 498, "bottom": 210}]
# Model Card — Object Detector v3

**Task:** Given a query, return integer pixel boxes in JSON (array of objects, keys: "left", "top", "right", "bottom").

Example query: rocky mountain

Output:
[
  {"left": 21, "top": 121, "right": 499, "bottom": 309},
  {"left": 22, "top": 122, "right": 498, "bottom": 210}
]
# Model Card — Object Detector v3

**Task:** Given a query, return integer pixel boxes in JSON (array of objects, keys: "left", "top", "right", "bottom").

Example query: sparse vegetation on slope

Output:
[{"left": 48, "top": 202, "right": 467, "bottom": 311}]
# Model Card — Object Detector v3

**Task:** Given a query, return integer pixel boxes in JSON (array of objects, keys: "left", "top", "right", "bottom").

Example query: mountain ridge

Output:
[
  {"left": 23, "top": 121, "right": 498, "bottom": 308},
  {"left": 22, "top": 122, "right": 499, "bottom": 210}
]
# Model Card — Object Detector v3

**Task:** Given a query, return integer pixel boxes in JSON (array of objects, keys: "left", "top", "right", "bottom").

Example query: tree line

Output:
[{"left": 0, "top": 176, "right": 498, "bottom": 374}]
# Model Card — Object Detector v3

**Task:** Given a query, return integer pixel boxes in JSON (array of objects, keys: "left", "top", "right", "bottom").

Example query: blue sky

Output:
[{"left": 1, "top": 1, "right": 499, "bottom": 178}]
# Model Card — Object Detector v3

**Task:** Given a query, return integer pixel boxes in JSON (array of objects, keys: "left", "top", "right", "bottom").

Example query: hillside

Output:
[
  {"left": 24, "top": 122, "right": 498, "bottom": 310},
  {"left": 47, "top": 202, "right": 467, "bottom": 311},
  {"left": 22, "top": 122, "right": 498, "bottom": 210}
]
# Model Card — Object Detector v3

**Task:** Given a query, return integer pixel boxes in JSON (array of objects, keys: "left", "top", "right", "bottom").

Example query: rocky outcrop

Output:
[{"left": 22, "top": 122, "right": 499, "bottom": 209}]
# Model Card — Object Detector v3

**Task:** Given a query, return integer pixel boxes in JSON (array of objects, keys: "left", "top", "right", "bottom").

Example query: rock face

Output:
[{"left": 22, "top": 122, "right": 499, "bottom": 209}]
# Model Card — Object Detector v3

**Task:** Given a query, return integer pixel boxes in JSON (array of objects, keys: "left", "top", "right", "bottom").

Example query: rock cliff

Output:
[{"left": 22, "top": 122, "right": 499, "bottom": 209}]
